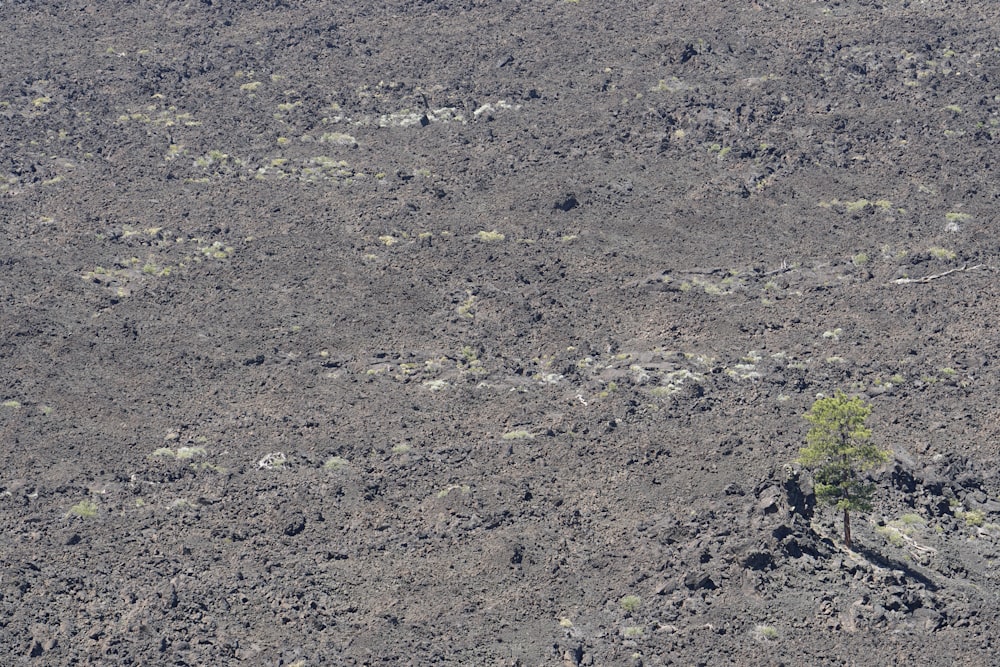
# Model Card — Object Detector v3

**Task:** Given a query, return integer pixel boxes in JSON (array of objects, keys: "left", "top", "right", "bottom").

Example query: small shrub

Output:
[
  {"left": 599, "top": 381, "right": 619, "bottom": 398},
  {"left": 456, "top": 294, "right": 477, "bottom": 318},
  {"left": 319, "top": 132, "right": 358, "bottom": 147},
  {"left": 877, "top": 525, "right": 905, "bottom": 547},
  {"left": 68, "top": 500, "right": 98, "bottom": 519},
  {"left": 623, "top": 626, "right": 644, "bottom": 638},
  {"left": 844, "top": 198, "right": 870, "bottom": 213},
  {"left": 959, "top": 509, "right": 985, "bottom": 527},
  {"left": 460, "top": 345, "right": 479, "bottom": 364},
  {"left": 502, "top": 430, "right": 534, "bottom": 440},
  {"left": 755, "top": 624, "right": 778, "bottom": 641},
  {"left": 620, "top": 594, "right": 641, "bottom": 613},
  {"left": 928, "top": 246, "right": 957, "bottom": 260},
  {"left": 176, "top": 446, "right": 207, "bottom": 459},
  {"left": 422, "top": 379, "right": 448, "bottom": 391},
  {"left": 323, "top": 456, "right": 349, "bottom": 471},
  {"left": 879, "top": 513, "right": 926, "bottom": 548},
  {"left": 475, "top": 230, "right": 505, "bottom": 242}
]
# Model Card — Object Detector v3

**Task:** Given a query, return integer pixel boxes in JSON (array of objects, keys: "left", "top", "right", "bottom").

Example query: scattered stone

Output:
[
  {"left": 743, "top": 551, "right": 773, "bottom": 571},
  {"left": 684, "top": 571, "right": 717, "bottom": 590},
  {"left": 282, "top": 513, "right": 306, "bottom": 536}
]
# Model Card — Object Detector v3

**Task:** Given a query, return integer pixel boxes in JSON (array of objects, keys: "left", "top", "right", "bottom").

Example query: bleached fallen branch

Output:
[{"left": 892, "top": 264, "right": 986, "bottom": 284}]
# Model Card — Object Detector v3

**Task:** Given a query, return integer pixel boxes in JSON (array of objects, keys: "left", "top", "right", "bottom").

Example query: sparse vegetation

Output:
[
  {"left": 421, "top": 379, "right": 449, "bottom": 391},
  {"left": 319, "top": 132, "right": 358, "bottom": 147},
  {"left": 68, "top": 500, "right": 98, "bottom": 519},
  {"left": 323, "top": 456, "right": 349, "bottom": 471},
  {"left": 878, "top": 513, "right": 926, "bottom": 547},
  {"left": 620, "top": 594, "right": 642, "bottom": 613},
  {"left": 822, "top": 328, "right": 843, "bottom": 341},
  {"left": 958, "top": 509, "right": 985, "bottom": 527},
  {"left": 456, "top": 293, "right": 477, "bottom": 319},
  {"left": 176, "top": 446, "right": 207, "bottom": 459},
  {"left": 475, "top": 230, "right": 505, "bottom": 242},
  {"left": 198, "top": 241, "right": 234, "bottom": 259},
  {"left": 928, "top": 246, "right": 957, "bottom": 261},
  {"left": 6, "top": 7, "right": 1000, "bottom": 664}
]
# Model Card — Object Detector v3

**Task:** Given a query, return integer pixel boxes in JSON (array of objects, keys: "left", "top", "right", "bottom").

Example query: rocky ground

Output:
[{"left": 3, "top": 0, "right": 1000, "bottom": 664}]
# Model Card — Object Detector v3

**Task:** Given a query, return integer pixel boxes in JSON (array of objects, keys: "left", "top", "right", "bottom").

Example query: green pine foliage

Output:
[{"left": 798, "top": 392, "right": 890, "bottom": 548}]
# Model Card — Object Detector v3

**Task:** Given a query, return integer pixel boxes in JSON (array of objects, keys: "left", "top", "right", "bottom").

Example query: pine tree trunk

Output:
[{"left": 843, "top": 507, "right": 852, "bottom": 549}]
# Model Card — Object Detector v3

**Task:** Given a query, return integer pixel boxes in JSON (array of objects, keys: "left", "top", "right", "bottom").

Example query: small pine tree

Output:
[{"left": 797, "top": 392, "right": 890, "bottom": 549}]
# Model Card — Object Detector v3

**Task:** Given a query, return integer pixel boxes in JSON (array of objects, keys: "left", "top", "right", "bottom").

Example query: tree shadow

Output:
[{"left": 854, "top": 544, "right": 939, "bottom": 591}]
